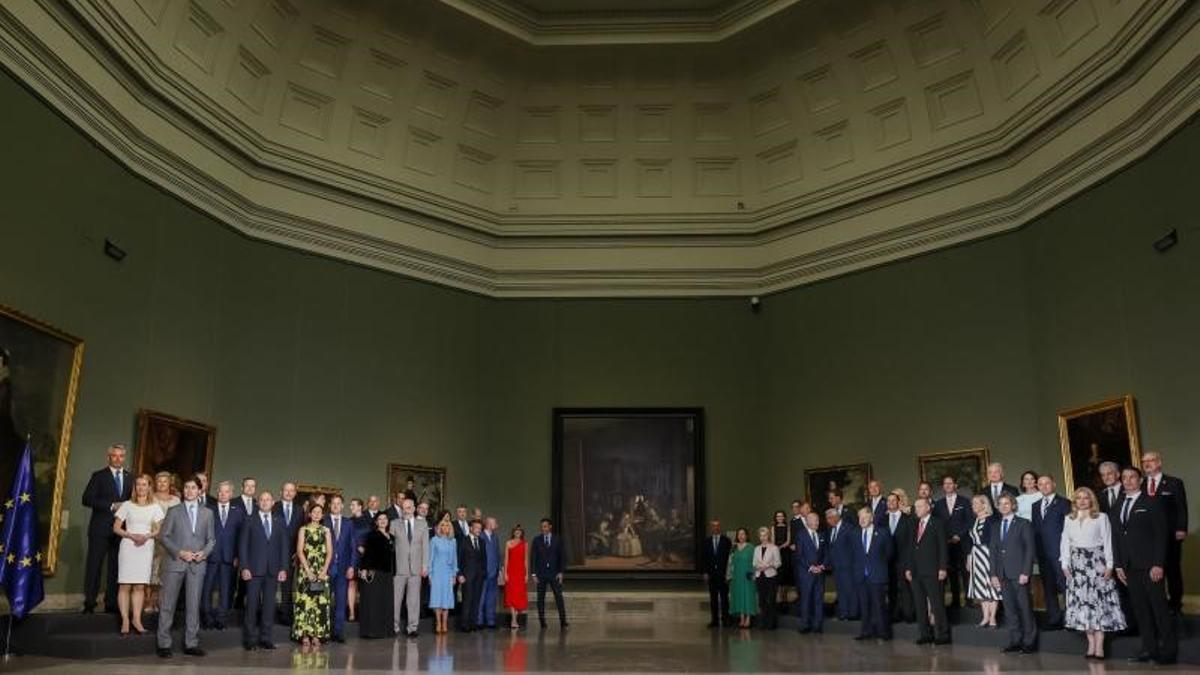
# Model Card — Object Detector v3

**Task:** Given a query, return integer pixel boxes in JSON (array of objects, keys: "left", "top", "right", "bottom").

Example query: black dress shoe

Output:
[
  {"left": 1020, "top": 647, "right": 1036, "bottom": 654},
  {"left": 333, "top": 635, "right": 345, "bottom": 643},
  {"left": 798, "top": 627, "right": 811, "bottom": 634},
  {"left": 560, "top": 622, "right": 569, "bottom": 629},
  {"left": 915, "top": 637, "right": 932, "bottom": 645},
  {"left": 934, "top": 637, "right": 951, "bottom": 645},
  {"left": 854, "top": 635, "right": 872, "bottom": 641},
  {"left": 1129, "top": 652, "right": 1154, "bottom": 663},
  {"left": 258, "top": 641, "right": 276, "bottom": 650},
  {"left": 1002, "top": 644, "right": 1022, "bottom": 653},
  {"left": 243, "top": 642, "right": 257, "bottom": 651},
  {"left": 407, "top": 630, "right": 419, "bottom": 638},
  {"left": 1156, "top": 657, "right": 1177, "bottom": 665},
  {"left": 156, "top": 648, "right": 172, "bottom": 658},
  {"left": 183, "top": 647, "right": 206, "bottom": 657},
  {"left": 215, "top": 621, "right": 226, "bottom": 630},
  {"left": 82, "top": 607, "right": 95, "bottom": 615},
  {"left": 707, "top": 621, "right": 719, "bottom": 628}
]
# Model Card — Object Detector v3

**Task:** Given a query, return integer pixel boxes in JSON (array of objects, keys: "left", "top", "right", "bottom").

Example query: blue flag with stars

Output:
[{"left": 0, "top": 442, "right": 45, "bottom": 618}]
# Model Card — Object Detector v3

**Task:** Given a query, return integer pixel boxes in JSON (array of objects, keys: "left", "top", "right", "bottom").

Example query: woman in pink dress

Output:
[{"left": 502, "top": 524, "right": 529, "bottom": 630}]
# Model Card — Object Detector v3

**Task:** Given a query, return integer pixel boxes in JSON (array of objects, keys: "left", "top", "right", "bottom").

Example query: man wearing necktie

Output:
[
  {"left": 904, "top": 498, "right": 950, "bottom": 645},
  {"left": 202, "top": 481, "right": 244, "bottom": 630},
  {"left": 157, "top": 478, "right": 215, "bottom": 658},
  {"left": 477, "top": 517, "right": 503, "bottom": 629},
  {"left": 1141, "top": 451, "right": 1189, "bottom": 614},
  {"left": 988, "top": 493, "right": 1037, "bottom": 654},
  {"left": 456, "top": 519, "right": 487, "bottom": 632},
  {"left": 531, "top": 518, "right": 568, "bottom": 629},
  {"left": 933, "top": 476, "right": 971, "bottom": 609},
  {"left": 324, "top": 495, "right": 359, "bottom": 642},
  {"left": 700, "top": 520, "right": 732, "bottom": 627},
  {"left": 273, "top": 482, "right": 301, "bottom": 625},
  {"left": 794, "top": 512, "right": 827, "bottom": 634},
  {"left": 239, "top": 491, "right": 289, "bottom": 651},
  {"left": 985, "top": 463, "right": 1018, "bottom": 512},
  {"left": 825, "top": 508, "right": 860, "bottom": 621},
  {"left": 1113, "top": 467, "right": 1177, "bottom": 665},
  {"left": 851, "top": 507, "right": 893, "bottom": 641},
  {"left": 81, "top": 443, "right": 133, "bottom": 614},
  {"left": 389, "top": 499, "right": 430, "bottom": 637},
  {"left": 1031, "top": 474, "right": 1070, "bottom": 630}
]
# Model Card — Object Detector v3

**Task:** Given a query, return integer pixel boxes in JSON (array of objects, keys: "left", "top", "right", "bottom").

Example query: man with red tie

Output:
[
  {"left": 1141, "top": 451, "right": 1188, "bottom": 614},
  {"left": 905, "top": 498, "right": 950, "bottom": 645}
]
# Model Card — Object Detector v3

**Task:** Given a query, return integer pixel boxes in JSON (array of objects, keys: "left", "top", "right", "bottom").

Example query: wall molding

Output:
[{"left": 0, "top": 0, "right": 1197, "bottom": 296}]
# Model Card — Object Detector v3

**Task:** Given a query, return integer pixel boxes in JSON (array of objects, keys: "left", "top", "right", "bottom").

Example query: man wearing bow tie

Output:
[{"left": 81, "top": 443, "right": 133, "bottom": 614}]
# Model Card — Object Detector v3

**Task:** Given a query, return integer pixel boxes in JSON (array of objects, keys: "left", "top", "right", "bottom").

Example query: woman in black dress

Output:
[
  {"left": 770, "top": 510, "right": 792, "bottom": 606},
  {"left": 357, "top": 512, "right": 395, "bottom": 638}
]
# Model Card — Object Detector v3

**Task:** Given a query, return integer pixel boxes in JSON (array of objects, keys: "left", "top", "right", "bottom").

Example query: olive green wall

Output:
[{"left": 1, "top": 67, "right": 1196, "bottom": 599}]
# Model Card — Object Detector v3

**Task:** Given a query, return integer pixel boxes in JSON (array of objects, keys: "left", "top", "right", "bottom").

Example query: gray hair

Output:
[
  {"left": 1098, "top": 461, "right": 1120, "bottom": 474},
  {"left": 824, "top": 508, "right": 840, "bottom": 518},
  {"left": 217, "top": 480, "right": 233, "bottom": 491}
]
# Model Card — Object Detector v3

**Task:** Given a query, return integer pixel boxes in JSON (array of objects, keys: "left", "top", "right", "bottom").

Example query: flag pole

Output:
[{"left": 3, "top": 613, "right": 11, "bottom": 660}]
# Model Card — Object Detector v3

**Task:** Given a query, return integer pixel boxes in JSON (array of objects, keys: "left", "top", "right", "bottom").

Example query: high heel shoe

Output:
[{"left": 132, "top": 625, "right": 147, "bottom": 635}]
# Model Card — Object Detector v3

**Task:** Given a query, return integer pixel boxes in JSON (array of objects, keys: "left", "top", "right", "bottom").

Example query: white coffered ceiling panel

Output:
[{"left": 0, "top": 0, "right": 1197, "bottom": 296}]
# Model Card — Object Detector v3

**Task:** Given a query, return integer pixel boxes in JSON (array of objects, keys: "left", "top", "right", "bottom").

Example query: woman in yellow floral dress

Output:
[{"left": 292, "top": 502, "right": 333, "bottom": 648}]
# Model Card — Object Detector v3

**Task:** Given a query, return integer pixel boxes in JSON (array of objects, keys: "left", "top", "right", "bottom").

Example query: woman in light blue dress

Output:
[{"left": 429, "top": 518, "right": 459, "bottom": 634}]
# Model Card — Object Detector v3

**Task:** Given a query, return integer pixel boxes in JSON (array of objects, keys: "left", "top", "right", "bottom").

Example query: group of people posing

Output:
[
  {"left": 80, "top": 445, "right": 571, "bottom": 659},
  {"left": 702, "top": 454, "right": 1187, "bottom": 666}
]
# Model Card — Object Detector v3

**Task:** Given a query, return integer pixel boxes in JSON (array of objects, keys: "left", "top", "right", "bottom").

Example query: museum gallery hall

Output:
[{"left": 0, "top": 0, "right": 1198, "bottom": 673}]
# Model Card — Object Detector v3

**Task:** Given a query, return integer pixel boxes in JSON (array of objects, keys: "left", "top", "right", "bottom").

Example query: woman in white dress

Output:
[
  {"left": 113, "top": 474, "right": 165, "bottom": 635},
  {"left": 1015, "top": 470, "right": 1041, "bottom": 520},
  {"left": 1061, "top": 486, "right": 1125, "bottom": 660},
  {"left": 147, "top": 471, "right": 180, "bottom": 613}
]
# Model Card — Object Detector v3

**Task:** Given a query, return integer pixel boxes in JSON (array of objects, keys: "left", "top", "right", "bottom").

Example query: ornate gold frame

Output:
[
  {"left": 387, "top": 462, "right": 446, "bottom": 513},
  {"left": 1057, "top": 395, "right": 1141, "bottom": 494},
  {"left": 802, "top": 462, "right": 873, "bottom": 506},
  {"left": 134, "top": 409, "right": 217, "bottom": 481},
  {"left": 0, "top": 303, "right": 84, "bottom": 576},
  {"left": 917, "top": 447, "right": 991, "bottom": 493},
  {"left": 295, "top": 484, "right": 343, "bottom": 507}
]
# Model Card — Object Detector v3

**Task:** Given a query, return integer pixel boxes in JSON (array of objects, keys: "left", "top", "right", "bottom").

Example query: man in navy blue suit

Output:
[
  {"left": 793, "top": 512, "right": 827, "bottom": 633},
  {"left": 202, "top": 481, "right": 244, "bottom": 629},
  {"left": 852, "top": 507, "right": 892, "bottom": 641},
  {"left": 531, "top": 518, "right": 568, "bottom": 629},
  {"left": 933, "top": 475, "right": 972, "bottom": 608},
  {"left": 867, "top": 481, "right": 888, "bottom": 529},
  {"left": 701, "top": 519, "right": 732, "bottom": 627},
  {"left": 477, "top": 516, "right": 503, "bottom": 629},
  {"left": 825, "top": 508, "right": 859, "bottom": 620},
  {"left": 1031, "top": 474, "right": 1070, "bottom": 629},
  {"left": 323, "top": 495, "right": 358, "bottom": 642},
  {"left": 239, "top": 491, "right": 289, "bottom": 651},
  {"left": 81, "top": 443, "right": 133, "bottom": 614}
]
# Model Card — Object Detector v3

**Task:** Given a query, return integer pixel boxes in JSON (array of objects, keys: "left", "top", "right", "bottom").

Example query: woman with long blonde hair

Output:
[
  {"left": 112, "top": 474, "right": 165, "bottom": 635},
  {"left": 966, "top": 494, "right": 1001, "bottom": 627},
  {"left": 146, "top": 471, "right": 180, "bottom": 613},
  {"left": 1061, "top": 486, "right": 1125, "bottom": 659}
]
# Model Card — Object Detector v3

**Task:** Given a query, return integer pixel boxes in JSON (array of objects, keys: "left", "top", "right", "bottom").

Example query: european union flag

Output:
[{"left": 0, "top": 442, "right": 44, "bottom": 618}]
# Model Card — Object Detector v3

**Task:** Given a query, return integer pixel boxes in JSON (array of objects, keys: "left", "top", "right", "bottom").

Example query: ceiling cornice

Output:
[
  {"left": 1, "top": 0, "right": 1197, "bottom": 297},
  {"left": 433, "top": 0, "right": 802, "bottom": 45}
]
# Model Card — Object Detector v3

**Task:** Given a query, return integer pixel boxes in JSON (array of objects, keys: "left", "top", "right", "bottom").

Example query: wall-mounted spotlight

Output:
[
  {"left": 103, "top": 238, "right": 127, "bottom": 262},
  {"left": 1152, "top": 228, "right": 1178, "bottom": 253}
]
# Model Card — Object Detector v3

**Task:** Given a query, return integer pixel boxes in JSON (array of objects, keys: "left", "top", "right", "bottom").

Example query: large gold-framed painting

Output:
[
  {"left": 134, "top": 410, "right": 216, "bottom": 486},
  {"left": 387, "top": 463, "right": 446, "bottom": 518},
  {"left": 0, "top": 304, "right": 84, "bottom": 575},
  {"left": 1058, "top": 395, "right": 1141, "bottom": 494},
  {"left": 918, "top": 448, "right": 991, "bottom": 495},
  {"left": 296, "top": 484, "right": 342, "bottom": 509},
  {"left": 804, "top": 462, "right": 872, "bottom": 514}
]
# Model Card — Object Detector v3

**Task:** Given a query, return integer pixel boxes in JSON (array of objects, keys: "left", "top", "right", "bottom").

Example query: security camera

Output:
[{"left": 749, "top": 296, "right": 761, "bottom": 313}]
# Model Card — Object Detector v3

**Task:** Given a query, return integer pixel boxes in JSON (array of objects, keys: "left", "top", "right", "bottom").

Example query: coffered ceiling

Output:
[{"left": 0, "top": 0, "right": 1197, "bottom": 296}]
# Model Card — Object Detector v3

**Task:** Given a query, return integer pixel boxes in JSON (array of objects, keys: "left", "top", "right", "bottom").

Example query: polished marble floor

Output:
[{"left": 5, "top": 621, "right": 1195, "bottom": 673}]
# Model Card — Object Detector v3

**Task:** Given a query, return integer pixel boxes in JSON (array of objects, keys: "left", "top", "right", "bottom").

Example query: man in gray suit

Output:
[
  {"left": 390, "top": 498, "right": 429, "bottom": 637},
  {"left": 157, "top": 477, "right": 216, "bottom": 658},
  {"left": 989, "top": 493, "right": 1038, "bottom": 654}
]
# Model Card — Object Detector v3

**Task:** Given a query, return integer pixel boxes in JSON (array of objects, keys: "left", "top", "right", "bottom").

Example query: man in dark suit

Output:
[
  {"left": 1114, "top": 467, "right": 1178, "bottom": 665},
  {"left": 81, "top": 443, "right": 133, "bottom": 614},
  {"left": 239, "top": 491, "right": 289, "bottom": 651},
  {"left": 324, "top": 495, "right": 358, "bottom": 642},
  {"left": 933, "top": 475, "right": 971, "bottom": 608},
  {"left": 272, "top": 481, "right": 302, "bottom": 625},
  {"left": 195, "top": 472, "right": 217, "bottom": 509},
  {"left": 701, "top": 519, "right": 732, "bottom": 627},
  {"left": 867, "top": 481, "right": 888, "bottom": 529},
  {"left": 825, "top": 507, "right": 860, "bottom": 620},
  {"left": 905, "top": 498, "right": 950, "bottom": 645},
  {"left": 826, "top": 488, "right": 853, "bottom": 525},
  {"left": 230, "top": 477, "right": 257, "bottom": 611},
  {"left": 384, "top": 492, "right": 406, "bottom": 523},
  {"left": 884, "top": 493, "right": 915, "bottom": 622},
  {"left": 202, "top": 480, "right": 244, "bottom": 629},
  {"left": 452, "top": 505, "right": 471, "bottom": 542},
  {"left": 456, "top": 519, "right": 486, "bottom": 632},
  {"left": 989, "top": 493, "right": 1037, "bottom": 653},
  {"left": 1031, "top": 474, "right": 1071, "bottom": 629},
  {"left": 477, "top": 516, "right": 503, "bottom": 629},
  {"left": 851, "top": 507, "right": 892, "bottom": 641},
  {"left": 793, "top": 512, "right": 826, "bottom": 633},
  {"left": 1098, "top": 462, "right": 1123, "bottom": 514},
  {"left": 531, "top": 517, "right": 568, "bottom": 628},
  {"left": 1141, "top": 451, "right": 1188, "bottom": 614},
  {"left": 984, "top": 463, "right": 1019, "bottom": 512}
]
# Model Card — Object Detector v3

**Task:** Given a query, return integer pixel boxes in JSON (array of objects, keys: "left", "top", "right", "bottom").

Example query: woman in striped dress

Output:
[{"left": 967, "top": 494, "right": 1001, "bottom": 627}]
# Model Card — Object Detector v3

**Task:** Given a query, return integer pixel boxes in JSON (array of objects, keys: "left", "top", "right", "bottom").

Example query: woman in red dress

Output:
[{"left": 502, "top": 524, "right": 529, "bottom": 630}]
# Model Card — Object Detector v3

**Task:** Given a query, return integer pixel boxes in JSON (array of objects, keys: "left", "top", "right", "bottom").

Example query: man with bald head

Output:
[
  {"left": 1141, "top": 451, "right": 1188, "bottom": 613},
  {"left": 273, "top": 481, "right": 301, "bottom": 624}
]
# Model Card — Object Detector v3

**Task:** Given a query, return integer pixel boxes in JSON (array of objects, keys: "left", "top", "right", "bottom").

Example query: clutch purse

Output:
[{"left": 307, "top": 580, "right": 328, "bottom": 593}]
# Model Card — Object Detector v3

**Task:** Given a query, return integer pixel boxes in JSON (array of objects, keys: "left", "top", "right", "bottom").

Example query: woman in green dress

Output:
[
  {"left": 727, "top": 528, "right": 757, "bottom": 628},
  {"left": 293, "top": 502, "right": 333, "bottom": 648}
]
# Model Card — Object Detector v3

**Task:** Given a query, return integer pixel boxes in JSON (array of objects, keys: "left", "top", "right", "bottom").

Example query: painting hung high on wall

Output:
[
  {"left": 1058, "top": 395, "right": 1141, "bottom": 494},
  {"left": 918, "top": 448, "right": 990, "bottom": 495},
  {"left": 554, "top": 408, "right": 703, "bottom": 573},
  {"left": 296, "top": 484, "right": 342, "bottom": 510},
  {"left": 804, "top": 462, "right": 872, "bottom": 514},
  {"left": 387, "top": 463, "right": 446, "bottom": 518},
  {"left": 134, "top": 410, "right": 216, "bottom": 487},
  {"left": 0, "top": 304, "right": 84, "bottom": 575}
]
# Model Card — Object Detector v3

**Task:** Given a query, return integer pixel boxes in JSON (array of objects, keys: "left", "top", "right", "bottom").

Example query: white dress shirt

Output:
[{"left": 1059, "top": 513, "right": 1114, "bottom": 570}]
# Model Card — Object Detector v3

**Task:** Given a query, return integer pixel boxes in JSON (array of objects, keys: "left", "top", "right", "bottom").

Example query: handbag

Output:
[{"left": 307, "top": 579, "right": 328, "bottom": 594}]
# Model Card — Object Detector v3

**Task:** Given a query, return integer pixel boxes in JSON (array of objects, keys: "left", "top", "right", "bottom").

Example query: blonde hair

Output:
[
  {"left": 1070, "top": 487, "right": 1100, "bottom": 520},
  {"left": 437, "top": 519, "right": 453, "bottom": 537},
  {"left": 756, "top": 526, "right": 770, "bottom": 540},
  {"left": 890, "top": 488, "right": 911, "bottom": 514},
  {"left": 971, "top": 493, "right": 992, "bottom": 518},
  {"left": 132, "top": 474, "right": 154, "bottom": 506}
]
